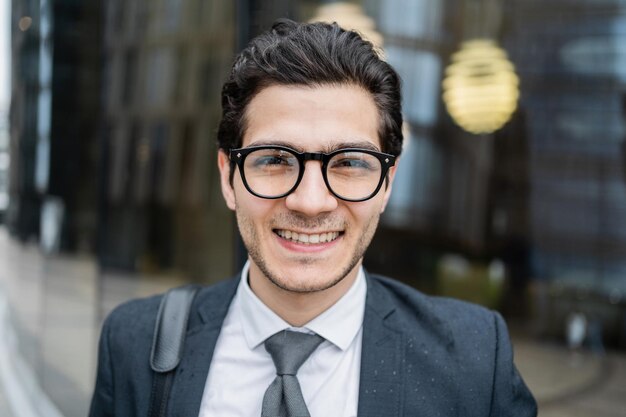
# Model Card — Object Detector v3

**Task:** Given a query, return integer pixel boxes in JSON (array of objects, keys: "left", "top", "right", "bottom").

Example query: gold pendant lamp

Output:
[
  {"left": 442, "top": 0, "right": 520, "bottom": 135},
  {"left": 309, "top": 1, "right": 384, "bottom": 53}
]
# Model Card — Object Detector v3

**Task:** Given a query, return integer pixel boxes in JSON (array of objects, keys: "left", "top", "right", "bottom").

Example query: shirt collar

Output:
[{"left": 237, "top": 261, "right": 367, "bottom": 351}]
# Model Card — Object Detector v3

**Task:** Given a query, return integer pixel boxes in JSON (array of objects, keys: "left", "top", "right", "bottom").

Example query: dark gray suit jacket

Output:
[{"left": 89, "top": 272, "right": 537, "bottom": 416}]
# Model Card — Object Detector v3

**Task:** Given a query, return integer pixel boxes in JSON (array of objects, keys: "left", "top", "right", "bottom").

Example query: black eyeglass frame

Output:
[{"left": 229, "top": 145, "right": 397, "bottom": 202}]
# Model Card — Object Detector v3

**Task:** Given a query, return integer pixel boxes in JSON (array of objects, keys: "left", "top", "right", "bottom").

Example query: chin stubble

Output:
[{"left": 236, "top": 210, "right": 381, "bottom": 294}]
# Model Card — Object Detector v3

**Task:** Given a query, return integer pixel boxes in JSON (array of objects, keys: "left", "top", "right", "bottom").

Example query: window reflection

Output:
[
  {"left": 4, "top": 2, "right": 626, "bottom": 415},
  {"left": 145, "top": 47, "right": 175, "bottom": 108}
]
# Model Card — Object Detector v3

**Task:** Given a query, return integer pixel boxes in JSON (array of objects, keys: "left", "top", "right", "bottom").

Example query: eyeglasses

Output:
[{"left": 229, "top": 145, "right": 396, "bottom": 202}]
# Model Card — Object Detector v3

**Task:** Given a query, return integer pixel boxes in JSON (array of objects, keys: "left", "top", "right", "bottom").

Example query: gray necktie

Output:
[{"left": 262, "top": 330, "right": 324, "bottom": 417}]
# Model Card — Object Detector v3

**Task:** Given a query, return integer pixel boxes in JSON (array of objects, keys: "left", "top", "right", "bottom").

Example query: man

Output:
[{"left": 89, "top": 19, "right": 537, "bottom": 417}]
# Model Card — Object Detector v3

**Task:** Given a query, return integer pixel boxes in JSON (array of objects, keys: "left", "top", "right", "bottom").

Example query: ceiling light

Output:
[{"left": 442, "top": 39, "right": 519, "bottom": 135}]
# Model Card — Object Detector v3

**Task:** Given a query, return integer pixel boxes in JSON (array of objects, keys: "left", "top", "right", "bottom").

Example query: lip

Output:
[{"left": 273, "top": 230, "right": 343, "bottom": 253}]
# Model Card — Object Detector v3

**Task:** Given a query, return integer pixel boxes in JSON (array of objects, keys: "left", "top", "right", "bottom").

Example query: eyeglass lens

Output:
[{"left": 242, "top": 148, "right": 383, "bottom": 200}]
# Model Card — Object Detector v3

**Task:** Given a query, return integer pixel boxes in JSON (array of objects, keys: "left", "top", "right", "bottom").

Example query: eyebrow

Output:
[
  {"left": 327, "top": 141, "right": 380, "bottom": 152},
  {"left": 246, "top": 139, "right": 381, "bottom": 153}
]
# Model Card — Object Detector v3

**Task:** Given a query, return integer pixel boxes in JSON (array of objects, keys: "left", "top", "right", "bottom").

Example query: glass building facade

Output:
[{"left": 3, "top": 0, "right": 626, "bottom": 415}]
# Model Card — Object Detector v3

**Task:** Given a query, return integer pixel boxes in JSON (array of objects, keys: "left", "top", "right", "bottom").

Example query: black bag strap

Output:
[{"left": 148, "top": 285, "right": 200, "bottom": 417}]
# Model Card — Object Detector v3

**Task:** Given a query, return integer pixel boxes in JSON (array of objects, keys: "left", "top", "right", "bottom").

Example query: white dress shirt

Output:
[{"left": 198, "top": 261, "right": 367, "bottom": 417}]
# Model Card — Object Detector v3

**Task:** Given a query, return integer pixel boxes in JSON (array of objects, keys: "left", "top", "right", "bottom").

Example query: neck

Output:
[{"left": 247, "top": 262, "right": 361, "bottom": 327}]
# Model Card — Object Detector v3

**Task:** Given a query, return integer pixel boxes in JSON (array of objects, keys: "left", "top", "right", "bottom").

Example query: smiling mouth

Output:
[{"left": 274, "top": 229, "right": 342, "bottom": 244}]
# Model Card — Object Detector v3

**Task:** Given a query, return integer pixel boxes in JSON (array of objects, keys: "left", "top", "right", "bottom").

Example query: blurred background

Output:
[{"left": 0, "top": 0, "right": 625, "bottom": 416}]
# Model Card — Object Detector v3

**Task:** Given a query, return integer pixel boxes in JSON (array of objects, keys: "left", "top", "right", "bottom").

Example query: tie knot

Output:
[{"left": 264, "top": 330, "right": 324, "bottom": 376}]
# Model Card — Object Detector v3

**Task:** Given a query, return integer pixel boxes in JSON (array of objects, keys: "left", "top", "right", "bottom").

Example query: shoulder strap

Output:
[{"left": 148, "top": 285, "right": 200, "bottom": 417}]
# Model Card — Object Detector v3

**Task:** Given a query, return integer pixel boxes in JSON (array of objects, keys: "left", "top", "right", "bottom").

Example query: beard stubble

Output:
[{"left": 235, "top": 210, "right": 381, "bottom": 293}]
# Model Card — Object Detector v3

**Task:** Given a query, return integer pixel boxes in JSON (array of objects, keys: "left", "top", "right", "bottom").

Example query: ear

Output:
[
  {"left": 218, "top": 149, "right": 236, "bottom": 211},
  {"left": 380, "top": 157, "right": 399, "bottom": 214}
]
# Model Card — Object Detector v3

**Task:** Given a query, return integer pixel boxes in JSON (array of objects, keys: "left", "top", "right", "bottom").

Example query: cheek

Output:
[
  {"left": 234, "top": 190, "right": 277, "bottom": 228},
  {"left": 347, "top": 198, "right": 386, "bottom": 226}
]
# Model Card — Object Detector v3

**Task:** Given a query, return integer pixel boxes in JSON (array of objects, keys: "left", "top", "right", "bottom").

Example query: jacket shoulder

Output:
[
  {"left": 90, "top": 277, "right": 240, "bottom": 417},
  {"left": 367, "top": 273, "right": 496, "bottom": 330},
  {"left": 103, "top": 277, "right": 239, "bottom": 336},
  {"left": 366, "top": 273, "right": 537, "bottom": 416}
]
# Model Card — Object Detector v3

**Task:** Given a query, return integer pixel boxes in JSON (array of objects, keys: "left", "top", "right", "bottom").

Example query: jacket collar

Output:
[
  {"left": 168, "top": 275, "right": 240, "bottom": 417},
  {"left": 357, "top": 271, "right": 405, "bottom": 417},
  {"left": 167, "top": 270, "right": 432, "bottom": 417}
]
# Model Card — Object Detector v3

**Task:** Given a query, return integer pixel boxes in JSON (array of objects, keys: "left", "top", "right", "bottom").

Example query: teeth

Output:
[{"left": 276, "top": 230, "right": 340, "bottom": 244}]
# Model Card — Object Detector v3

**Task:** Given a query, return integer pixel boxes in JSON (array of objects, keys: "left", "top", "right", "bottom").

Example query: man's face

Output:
[{"left": 218, "top": 84, "right": 396, "bottom": 294}]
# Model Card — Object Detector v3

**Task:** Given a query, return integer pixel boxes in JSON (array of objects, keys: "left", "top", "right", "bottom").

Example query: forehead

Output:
[{"left": 242, "top": 84, "right": 381, "bottom": 152}]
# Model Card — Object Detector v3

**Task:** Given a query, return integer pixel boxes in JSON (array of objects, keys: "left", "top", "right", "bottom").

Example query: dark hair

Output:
[{"left": 217, "top": 18, "right": 403, "bottom": 156}]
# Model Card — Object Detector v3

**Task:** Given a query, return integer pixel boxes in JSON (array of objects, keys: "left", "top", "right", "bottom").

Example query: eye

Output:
[
  {"left": 329, "top": 153, "right": 377, "bottom": 171},
  {"left": 254, "top": 155, "right": 291, "bottom": 167},
  {"left": 247, "top": 149, "right": 298, "bottom": 171}
]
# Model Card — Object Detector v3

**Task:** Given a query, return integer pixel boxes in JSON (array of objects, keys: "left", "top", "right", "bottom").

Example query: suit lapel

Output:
[
  {"left": 357, "top": 273, "right": 404, "bottom": 417},
  {"left": 167, "top": 276, "right": 240, "bottom": 417},
  {"left": 164, "top": 272, "right": 420, "bottom": 416}
]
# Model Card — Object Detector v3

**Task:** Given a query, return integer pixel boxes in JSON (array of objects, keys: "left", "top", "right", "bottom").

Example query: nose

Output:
[{"left": 285, "top": 161, "right": 338, "bottom": 216}]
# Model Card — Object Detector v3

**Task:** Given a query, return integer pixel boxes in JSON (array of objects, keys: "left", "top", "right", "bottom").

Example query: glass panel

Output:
[{"left": 4, "top": 2, "right": 626, "bottom": 416}]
